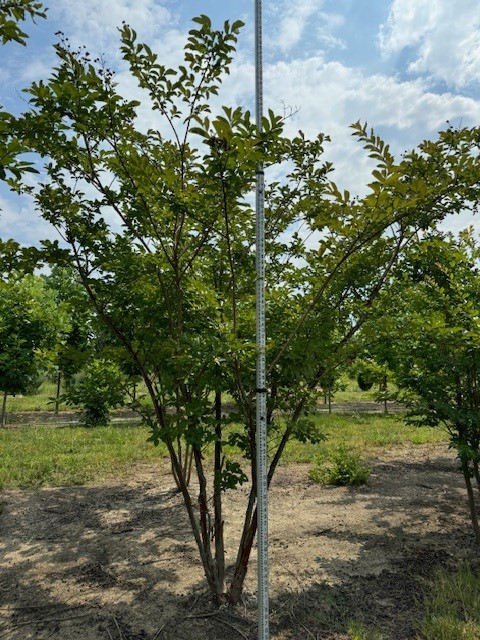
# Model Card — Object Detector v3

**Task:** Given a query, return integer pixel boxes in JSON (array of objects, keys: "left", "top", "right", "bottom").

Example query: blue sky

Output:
[{"left": 1, "top": 0, "right": 480, "bottom": 245}]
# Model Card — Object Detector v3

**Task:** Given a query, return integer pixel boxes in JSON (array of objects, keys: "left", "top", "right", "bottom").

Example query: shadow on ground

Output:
[{"left": 0, "top": 448, "right": 478, "bottom": 639}]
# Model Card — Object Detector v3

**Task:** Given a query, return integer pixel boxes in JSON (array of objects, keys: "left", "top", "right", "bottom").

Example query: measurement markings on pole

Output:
[{"left": 255, "top": 1, "right": 269, "bottom": 639}]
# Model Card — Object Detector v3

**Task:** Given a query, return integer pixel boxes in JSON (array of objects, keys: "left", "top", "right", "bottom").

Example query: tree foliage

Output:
[
  {"left": 8, "top": 16, "right": 480, "bottom": 602},
  {"left": 65, "top": 357, "right": 127, "bottom": 427},
  {"left": 0, "top": 273, "right": 67, "bottom": 425},
  {"left": 0, "top": 0, "right": 45, "bottom": 45},
  {"left": 0, "top": 1, "right": 45, "bottom": 183},
  {"left": 364, "top": 230, "right": 480, "bottom": 540}
]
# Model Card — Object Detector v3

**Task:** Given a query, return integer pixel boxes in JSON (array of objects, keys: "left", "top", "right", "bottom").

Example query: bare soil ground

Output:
[{"left": 1, "top": 443, "right": 478, "bottom": 640}]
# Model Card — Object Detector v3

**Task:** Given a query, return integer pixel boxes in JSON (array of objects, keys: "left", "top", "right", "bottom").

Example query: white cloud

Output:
[
  {"left": 263, "top": 55, "right": 480, "bottom": 194},
  {"left": 272, "top": 0, "right": 324, "bottom": 53},
  {"left": 379, "top": 0, "right": 480, "bottom": 88},
  {"left": 0, "top": 195, "right": 58, "bottom": 247},
  {"left": 53, "top": 0, "right": 173, "bottom": 53},
  {"left": 19, "top": 57, "right": 55, "bottom": 84}
]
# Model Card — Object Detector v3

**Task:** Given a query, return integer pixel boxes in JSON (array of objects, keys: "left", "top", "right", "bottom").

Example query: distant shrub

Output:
[
  {"left": 309, "top": 444, "right": 371, "bottom": 486},
  {"left": 66, "top": 358, "right": 127, "bottom": 427}
]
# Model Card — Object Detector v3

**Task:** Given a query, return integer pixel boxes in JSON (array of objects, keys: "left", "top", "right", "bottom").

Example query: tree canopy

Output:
[
  {"left": 4, "top": 14, "right": 480, "bottom": 602},
  {"left": 0, "top": 273, "right": 67, "bottom": 424},
  {"left": 364, "top": 229, "right": 480, "bottom": 540}
]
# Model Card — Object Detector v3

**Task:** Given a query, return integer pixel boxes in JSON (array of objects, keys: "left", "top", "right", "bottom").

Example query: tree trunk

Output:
[
  {"left": 461, "top": 456, "right": 480, "bottom": 544},
  {"left": 54, "top": 369, "right": 62, "bottom": 414},
  {"left": 228, "top": 492, "right": 257, "bottom": 604},
  {"left": 1, "top": 391, "right": 7, "bottom": 427},
  {"left": 382, "top": 375, "right": 388, "bottom": 414},
  {"left": 193, "top": 444, "right": 221, "bottom": 602}
]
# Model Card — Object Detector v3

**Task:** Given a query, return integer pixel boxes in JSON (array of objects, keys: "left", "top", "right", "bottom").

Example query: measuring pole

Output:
[{"left": 255, "top": 1, "right": 269, "bottom": 639}]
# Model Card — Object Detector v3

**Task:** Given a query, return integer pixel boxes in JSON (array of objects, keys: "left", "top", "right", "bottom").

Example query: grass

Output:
[
  {"left": 287, "top": 583, "right": 383, "bottom": 639},
  {"left": 278, "top": 413, "right": 448, "bottom": 465},
  {"left": 323, "top": 373, "right": 397, "bottom": 404},
  {"left": 0, "top": 423, "right": 168, "bottom": 489},
  {"left": 0, "top": 412, "right": 449, "bottom": 490},
  {"left": 4, "top": 374, "right": 387, "bottom": 414},
  {"left": 348, "top": 622, "right": 383, "bottom": 640},
  {"left": 416, "top": 564, "right": 480, "bottom": 639},
  {"left": 4, "top": 381, "right": 64, "bottom": 413}
]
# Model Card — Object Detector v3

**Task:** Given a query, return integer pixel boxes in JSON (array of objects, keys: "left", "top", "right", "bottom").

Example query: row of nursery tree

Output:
[
  {"left": 0, "top": 265, "right": 141, "bottom": 426},
  {"left": 2, "top": 1, "right": 480, "bottom": 605}
]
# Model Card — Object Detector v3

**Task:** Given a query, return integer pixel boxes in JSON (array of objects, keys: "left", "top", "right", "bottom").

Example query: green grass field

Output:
[
  {"left": 0, "top": 412, "right": 449, "bottom": 490},
  {"left": 278, "top": 413, "right": 448, "bottom": 465},
  {"left": 416, "top": 564, "right": 480, "bottom": 640},
  {"left": 0, "top": 423, "right": 168, "bottom": 489},
  {"left": 4, "top": 381, "right": 64, "bottom": 412}
]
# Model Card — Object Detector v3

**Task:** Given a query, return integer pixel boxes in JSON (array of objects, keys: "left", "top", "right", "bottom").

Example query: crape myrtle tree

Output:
[
  {"left": 362, "top": 230, "right": 480, "bottom": 542},
  {"left": 9, "top": 16, "right": 480, "bottom": 603}
]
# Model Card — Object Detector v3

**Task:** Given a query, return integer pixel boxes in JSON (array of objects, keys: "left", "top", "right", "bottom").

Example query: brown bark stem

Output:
[
  {"left": 461, "top": 456, "right": 480, "bottom": 544},
  {"left": 474, "top": 460, "right": 480, "bottom": 495},
  {"left": 1, "top": 391, "right": 7, "bottom": 427},
  {"left": 228, "top": 492, "right": 257, "bottom": 605},
  {"left": 55, "top": 370, "right": 61, "bottom": 414},
  {"left": 193, "top": 444, "right": 219, "bottom": 601}
]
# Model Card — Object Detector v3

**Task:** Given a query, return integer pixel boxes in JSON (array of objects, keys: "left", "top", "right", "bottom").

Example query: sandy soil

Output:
[{"left": 1, "top": 443, "right": 478, "bottom": 640}]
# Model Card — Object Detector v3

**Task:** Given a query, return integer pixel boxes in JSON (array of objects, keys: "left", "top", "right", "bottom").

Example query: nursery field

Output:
[{"left": 2, "top": 2, "right": 480, "bottom": 638}]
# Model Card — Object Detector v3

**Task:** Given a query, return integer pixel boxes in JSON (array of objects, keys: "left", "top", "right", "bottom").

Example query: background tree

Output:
[
  {"left": 0, "top": 273, "right": 67, "bottom": 425},
  {"left": 65, "top": 357, "right": 127, "bottom": 427},
  {"left": 348, "top": 354, "right": 394, "bottom": 412},
  {"left": 364, "top": 230, "right": 480, "bottom": 541},
  {"left": 44, "top": 265, "right": 94, "bottom": 411},
  {"left": 10, "top": 16, "right": 480, "bottom": 603}
]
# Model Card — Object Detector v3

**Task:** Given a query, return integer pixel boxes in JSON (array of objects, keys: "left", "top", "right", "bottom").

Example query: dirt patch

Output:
[{"left": 0, "top": 444, "right": 478, "bottom": 639}]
